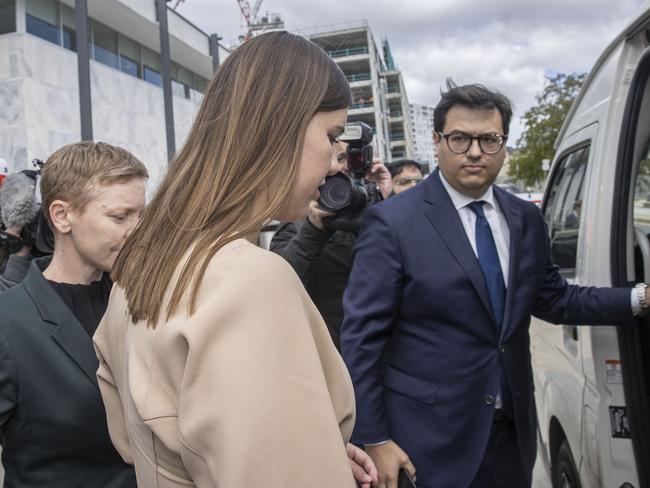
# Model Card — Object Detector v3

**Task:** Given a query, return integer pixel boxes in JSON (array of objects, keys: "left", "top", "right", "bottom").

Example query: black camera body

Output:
[{"left": 317, "top": 122, "right": 382, "bottom": 232}]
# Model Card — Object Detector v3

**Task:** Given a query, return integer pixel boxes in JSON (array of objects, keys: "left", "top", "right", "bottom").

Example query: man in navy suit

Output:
[{"left": 341, "top": 81, "right": 646, "bottom": 488}]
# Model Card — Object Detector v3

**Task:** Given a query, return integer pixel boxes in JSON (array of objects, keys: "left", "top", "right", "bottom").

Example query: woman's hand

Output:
[{"left": 347, "top": 442, "right": 379, "bottom": 487}]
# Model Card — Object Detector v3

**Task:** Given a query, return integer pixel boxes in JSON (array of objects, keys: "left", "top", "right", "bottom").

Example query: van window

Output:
[
  {"left": 543, "top": 146, "right": 589, "bottom": 275},
  {"left": 632, "top": 150, "right": 650, "bottom": 280}
]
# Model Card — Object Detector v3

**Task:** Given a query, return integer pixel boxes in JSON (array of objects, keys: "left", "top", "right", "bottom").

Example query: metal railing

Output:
[
  {"left": 346, "top": 73, "right": 371, "bottom": 82},
  {"left": 389, "top": 111, "right": 403, "bottom": 117},
  {"left": 328, "top": 46, "right": 369, "bottom": 58},
  {"left": 390, "top": 133, "right": 406, "bottom": 141},
  {"left": 387, "top": 86, "right": 401, "bottom": 94},
  {"left": 294, "top": 20, "right": 369, "bottom": 37},
  {"left": 350, "top": 101, "right": 374, "bottom": 109}
]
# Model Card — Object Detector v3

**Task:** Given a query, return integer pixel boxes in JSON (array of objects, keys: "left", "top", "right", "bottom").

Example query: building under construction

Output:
[{"left": 299, "top": 21, "right": 415, "bottom": 164}]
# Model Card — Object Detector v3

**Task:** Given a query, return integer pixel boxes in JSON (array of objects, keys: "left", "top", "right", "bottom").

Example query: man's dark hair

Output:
[
  {"left": 389, "top": 159, "right": 422, "bottom": 177},
  {"left": 434, "top": 78, "right": 513, "bottom": 135}
]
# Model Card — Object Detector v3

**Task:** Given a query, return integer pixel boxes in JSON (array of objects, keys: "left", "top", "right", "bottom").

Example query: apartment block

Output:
[
  {"left": 410, "top": 103, "right": 436, "bottom": 170},
  {"left": 302, "top": 21, "right": 414, "bottom": 163}
]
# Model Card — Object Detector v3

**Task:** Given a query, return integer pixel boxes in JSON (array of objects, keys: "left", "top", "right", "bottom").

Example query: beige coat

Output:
[{"left": 94, "top": 239, "right": 357, "bottom": 487}]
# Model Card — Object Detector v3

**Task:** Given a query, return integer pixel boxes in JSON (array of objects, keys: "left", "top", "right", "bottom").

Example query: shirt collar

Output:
[{"left": 438, "top": 170, "right": 496, "bottom": 211}]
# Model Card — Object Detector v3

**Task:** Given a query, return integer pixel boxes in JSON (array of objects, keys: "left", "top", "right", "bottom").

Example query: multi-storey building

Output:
[
  {"left": 0, "top": 0, "right": 215, "bottom": 184},
  {"left": 410, "top": 103, "right": 436, "bottom": 170},
  {"left": 302, "top": 21, "right": 414, "bottom": 163},
  {"left": 382, "top": 66, "right": 414, "bottom": 162}
]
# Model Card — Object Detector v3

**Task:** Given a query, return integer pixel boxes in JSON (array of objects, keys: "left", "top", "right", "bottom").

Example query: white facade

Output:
[
  {"left": 410, "top": 103, "right": 436, "bottom": 170},
  {"left": 0, "top": 0, "right": 214, "bottom": 189}
]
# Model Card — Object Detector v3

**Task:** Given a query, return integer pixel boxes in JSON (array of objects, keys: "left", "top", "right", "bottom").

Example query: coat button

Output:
[
  {"left": 484, "top": 395, "right": 495, "bottom": 405},
  {"left": 500, "top": 346, "right": 507, "bottom": 353}
]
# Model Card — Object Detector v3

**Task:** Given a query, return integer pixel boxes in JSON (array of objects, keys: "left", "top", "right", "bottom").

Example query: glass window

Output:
[
  {"left": 633, "top": 150, "right": 650, "bottom": 281},
  {"left": 543, "top": 146, "right": 589, "bottom": 273},
  {"left": 119, "top": 35, "right": 140, "bottom": 78},
  {"left": 189, "top": 88, "right": 203, "bottom": 104},
  {"left": 172, "top": 63, "right": 192, "bottom": 98},
  {"left": 142, "top": 47, "right": 161, "bottom": 86},
  {"left": 61, "top": 4, "right": 75, "bottom": 52},
  {"left": 26, "top": 0, "right": 59, "bottom": 45},
  {"left": 192, "top": 74, "right": 208, "bottom": 93},
  {"left": 92, "top": 21, "right": 118, "bottom": 69},
  {"left": 0, "top": 0, "right": 16, "bottom": 35}
]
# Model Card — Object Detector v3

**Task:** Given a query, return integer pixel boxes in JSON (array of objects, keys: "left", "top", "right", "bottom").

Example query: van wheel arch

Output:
[{"left": 549, "top": 417, "right": 581, "bottom": 488}]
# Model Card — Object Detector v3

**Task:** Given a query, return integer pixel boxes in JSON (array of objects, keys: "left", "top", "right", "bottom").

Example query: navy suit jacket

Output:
[{"left": 341, "top": 170, "right": 636, "bottom": 488}]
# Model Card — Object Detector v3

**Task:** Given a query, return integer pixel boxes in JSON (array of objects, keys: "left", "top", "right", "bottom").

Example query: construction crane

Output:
[{"left": 237, "top": 0, "right": 284, "bottom": 41}]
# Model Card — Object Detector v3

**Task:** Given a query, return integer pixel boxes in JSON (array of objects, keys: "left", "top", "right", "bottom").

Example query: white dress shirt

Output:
[
  {"left": 439, "top": 172, "right": 512, "bottom": 409},
  {"left": 438, "top": 172, "right": 510, "bottom": 286}
]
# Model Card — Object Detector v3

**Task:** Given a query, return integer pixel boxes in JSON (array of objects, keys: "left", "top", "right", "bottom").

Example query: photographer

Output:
[
  {"left": 389, "top": 159, "right": 424, "bottom": 195},
  {"left": 0, "top": 171, "right": 40, "bottom": 291},
  {"left": 271, "top": 127, "right": 391, "bottom": 349}
]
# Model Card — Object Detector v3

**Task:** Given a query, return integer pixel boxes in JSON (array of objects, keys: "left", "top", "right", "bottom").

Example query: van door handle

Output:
[{"left": 634, "top": 226, "right": 650, "bottom": 280}]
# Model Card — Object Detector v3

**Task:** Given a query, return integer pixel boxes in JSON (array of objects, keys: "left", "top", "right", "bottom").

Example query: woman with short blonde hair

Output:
[{"left": 0, "top": 141, "right": 147, "bottom": 488}]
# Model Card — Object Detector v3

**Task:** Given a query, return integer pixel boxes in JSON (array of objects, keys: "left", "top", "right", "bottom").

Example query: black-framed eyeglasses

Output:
[{"left": 437, "top": 131, "right": 507, "bottom": 155}]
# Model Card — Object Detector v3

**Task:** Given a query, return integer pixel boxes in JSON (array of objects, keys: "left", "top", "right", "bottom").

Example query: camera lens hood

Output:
[{"left": 318, "top": 173, "right": 354, "bottom": 212}]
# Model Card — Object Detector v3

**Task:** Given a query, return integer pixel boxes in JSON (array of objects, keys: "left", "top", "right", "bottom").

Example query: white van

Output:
[{"left": 531, "top": 3, "right": 650, "bottom": 487}]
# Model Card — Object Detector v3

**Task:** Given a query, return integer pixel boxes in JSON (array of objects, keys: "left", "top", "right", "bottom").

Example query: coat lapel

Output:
[
  {"left": 22, "top": 259, "right": 100, "bottom": 389},
  {"left": 422, "top": 171, "right": 497, "bottom": 326},
  {"left": 493, "top": 187, "right": 524, "bottom": 342}
]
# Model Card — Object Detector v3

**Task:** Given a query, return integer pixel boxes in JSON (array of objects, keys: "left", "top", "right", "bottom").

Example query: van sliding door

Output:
[{"left": 611, "top": 46, "right": 650, "bottom": 488}]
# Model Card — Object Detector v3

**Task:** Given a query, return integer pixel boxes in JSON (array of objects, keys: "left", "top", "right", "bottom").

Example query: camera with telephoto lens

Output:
[{"left": 317, "top": 122, "right": 383, "bottom": 232}]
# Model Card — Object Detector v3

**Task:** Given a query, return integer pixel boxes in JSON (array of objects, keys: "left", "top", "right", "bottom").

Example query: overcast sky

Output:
[{"left": 175, "top": 0, "right": 647, "bottom": 143}]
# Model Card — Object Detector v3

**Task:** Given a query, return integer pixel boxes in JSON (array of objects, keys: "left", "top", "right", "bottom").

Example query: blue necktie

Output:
[
  {"left": 468, "top": 201, "right": 512, "bottom": 416},
  {"left": 467, "top": 201, "right": 506, "bottom": 330}
]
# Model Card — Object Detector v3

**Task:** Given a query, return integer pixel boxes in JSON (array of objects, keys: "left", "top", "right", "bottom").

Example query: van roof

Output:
[{"left": 555, "top": 2, "right": 650, "bottom": 147}]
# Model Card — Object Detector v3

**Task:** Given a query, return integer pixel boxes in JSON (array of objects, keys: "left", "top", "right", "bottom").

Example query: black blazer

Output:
[
  {"left": 0, "top": 258, "right": 136, "bottom": 488},
  {"left": 270, "top": 219, "right": 356, "bottom": 349}
]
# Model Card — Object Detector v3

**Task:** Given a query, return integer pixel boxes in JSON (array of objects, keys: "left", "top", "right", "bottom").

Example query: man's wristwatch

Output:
[{"left": 635, "top": 283, "right": 648, "bottom": 312}]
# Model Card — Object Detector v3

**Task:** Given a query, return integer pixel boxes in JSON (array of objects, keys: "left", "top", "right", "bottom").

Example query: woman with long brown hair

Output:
[{"left": 94, "top": 31, "right": 378, "bottom": 487}]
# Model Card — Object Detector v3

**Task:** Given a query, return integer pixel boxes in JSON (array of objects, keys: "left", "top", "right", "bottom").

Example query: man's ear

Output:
[
  {"left": 432, "top": 131, "right": 441, "bottom": 144},
  {"left": 48, "top": 200, "right": 73, "bottom": 235}
]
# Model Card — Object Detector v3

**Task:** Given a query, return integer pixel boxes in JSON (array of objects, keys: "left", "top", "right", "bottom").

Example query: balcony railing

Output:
[
  {"left": 387, "top": 86, "right": 401, "bottom": 94},
  {"left": 346, "top": 73, "right": 371, "bottom": 82},
  {"left": 329, "top": 46, "right": 369, "bottom": 58},
  {"left": 389, "top": 111, "right": 402, "bottom": 117},
  {"left": 350, "top": 101, "right": 374, "bottom": 109},
  {"left": 295, "top": 20, "right": 369, "bottom": 37},
  {"left": 390, "top": 133, "right": 405, "bottom": 141}
]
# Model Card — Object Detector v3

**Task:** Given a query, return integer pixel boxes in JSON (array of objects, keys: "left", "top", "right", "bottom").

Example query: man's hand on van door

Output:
[{"left": 365, "top": 440, "right": 416, "bottom": 488}]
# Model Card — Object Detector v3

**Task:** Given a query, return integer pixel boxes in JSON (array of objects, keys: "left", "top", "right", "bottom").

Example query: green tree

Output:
[{"left": 508, "top": 73, "right": 586, "bottom": 187}]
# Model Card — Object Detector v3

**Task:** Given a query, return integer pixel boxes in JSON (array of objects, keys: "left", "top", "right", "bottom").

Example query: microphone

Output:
[{"left": 0, "top": 172, "right": 39, "bottom": 230}]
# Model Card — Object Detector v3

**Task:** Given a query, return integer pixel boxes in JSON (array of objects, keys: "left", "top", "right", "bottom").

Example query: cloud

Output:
[{"left": 176, "top": 0, "right": 647, "bottom": 141}]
